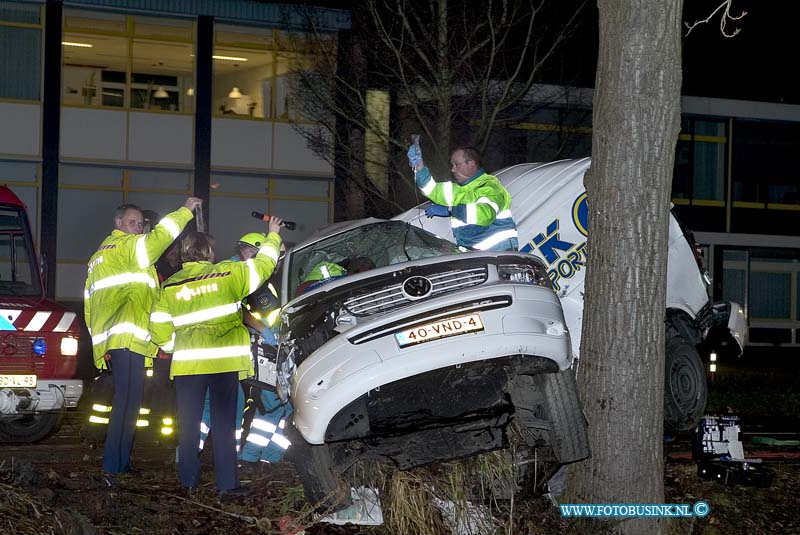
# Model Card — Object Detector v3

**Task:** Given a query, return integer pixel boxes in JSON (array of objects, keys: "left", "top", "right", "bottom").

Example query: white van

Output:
[
  {"left": 273, "top": 217, "right": 588, "bottom": 510},
  {"left": 396, "top": 157, "right": 747, "bottom": 432}
]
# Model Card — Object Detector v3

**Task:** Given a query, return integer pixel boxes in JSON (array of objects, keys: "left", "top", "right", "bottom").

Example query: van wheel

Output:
[
  {"left": 664, "top": 334, "right": 707, "bottom": 433},
  {"left": 536, "top": 369, "right": 591, "bottom": 464},
  {"left": 510, "top": 369, "right": 589, "bottom": 496},
  {"left": 0, "top": 412, "right": 64, "bottom": 443},
  {"left": 512, "top": 369, "right": 590, "bottom": 465},
  {"left": 285, "top": 421, "right": 351, "bottom": 512}
]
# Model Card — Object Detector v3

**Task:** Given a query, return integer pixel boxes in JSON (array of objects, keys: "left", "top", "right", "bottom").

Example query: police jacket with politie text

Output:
[
  {"left": 84, "top": 207, "right": 195, "bottom": 368},
  {"left": 148, "top": 232, "right": 282, "bottom": 380},
  {"left": 415, "top": 167, "right": 518, "bottom": 251}
]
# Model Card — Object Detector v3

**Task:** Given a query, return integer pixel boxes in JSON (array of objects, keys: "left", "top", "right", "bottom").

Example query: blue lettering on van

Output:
[
  {"left": 529, "top": 220, "right": 576, "bottom": 264},
  {"left": 521, "top": 193, "right": 590, "bottom": 292},
  {"left": 547, "top": 242, "right": 587, "bottom": 292}
]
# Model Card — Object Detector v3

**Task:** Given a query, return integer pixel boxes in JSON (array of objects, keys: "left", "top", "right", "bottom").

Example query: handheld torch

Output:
[{"left": 251, "top": 211, "right": 297, "bottom": 231}]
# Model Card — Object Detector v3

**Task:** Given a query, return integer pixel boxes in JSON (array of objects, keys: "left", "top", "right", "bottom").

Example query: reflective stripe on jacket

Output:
[
  {"left": 149, "top": 232, "right": 282, "bottom": 380},
  {"left": 415, "top": 167, "right": 518, "bottom": 250},
  {"left": 84, "top": 207, "right": 194, "bottom": 368}
]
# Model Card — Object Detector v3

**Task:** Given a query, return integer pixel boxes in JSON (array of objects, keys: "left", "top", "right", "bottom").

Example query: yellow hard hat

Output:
[{"left": 238, "top": 232, "right": 267, "bottom": 248}]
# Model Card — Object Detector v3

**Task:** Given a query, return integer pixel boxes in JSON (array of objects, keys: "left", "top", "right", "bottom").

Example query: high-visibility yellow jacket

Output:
[
  {"left": 415, "top": 167, "right": 518, "bottom": 250},
  {"left": 149, "top": 232, "right": 282, "bottom": 380},
  {"left": 84, "top": 207, "right": 194, "bottom": 368}
]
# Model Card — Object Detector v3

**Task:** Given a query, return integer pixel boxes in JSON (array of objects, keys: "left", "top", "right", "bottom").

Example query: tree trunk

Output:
[
  {"left": 566, "top": 2, "right": 683, "bottom": 534},
  {"left": 434, "top": 0, "right": 452, "bottom": 159},
  {"left": 347, "top": 127, "right": 367, "bottom": 219}
]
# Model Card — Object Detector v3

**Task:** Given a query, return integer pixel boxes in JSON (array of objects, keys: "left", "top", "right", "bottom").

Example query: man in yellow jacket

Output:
[
  {"left": 149, "top": 219, "right": 283, "bottom": 496},
  {"left": 85, "top": 198, "right": 200, "bottom": 477}
]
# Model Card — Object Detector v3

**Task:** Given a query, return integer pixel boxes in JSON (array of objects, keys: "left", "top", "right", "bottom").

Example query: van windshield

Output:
[{"left": 288, "top": 221, "right": 460, "bottom": 297}]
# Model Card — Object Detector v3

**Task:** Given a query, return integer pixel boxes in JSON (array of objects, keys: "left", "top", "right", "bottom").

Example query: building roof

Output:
[{"left": 62, "top": 0, "right": 350, "bottom": 31}]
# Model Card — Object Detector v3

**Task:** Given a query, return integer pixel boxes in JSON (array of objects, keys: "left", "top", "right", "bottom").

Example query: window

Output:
[
  {"left": 57, "top": 164, "right": 192, "bottom": 261},
  {"left": 494, "top": 105, "right": 593, "bottom": 167},
  {"left": 720, "top": 248, "right": 800, "bottom": 346},
  {"left": 213, "top": 25, "right": 320, "bottom": 121},
  {"left": 209, "top": 173, "right": 332, "bottom": 260},
  {"left": 0, "top": 1, "right": 41, "bottom": 100},
  {"left": 214, "top": 25, "right": 275, "bottom": 119},
  {"left": 0, "top": 206, "right": 42, "bottom": 297},
  {"left": 287, "top": 221, "right": 459, "bottom": 297},
  {"left": 721, "top": 249, "right": 747, "bottom": 309},
  {"left": 750, "top": 271, "right": 791, "bottom": 320},
  {"left": 732, "top": 120, "right": 800, "bottom": 205},
  {"left": 748, "top": 254, "right": 800, "bottom": 323},
  {"left": 62, "top": 10, "right": 194, "bottom": 112},
  {"left": 673, "top": 118, "right": 726, "bottom": 202}
]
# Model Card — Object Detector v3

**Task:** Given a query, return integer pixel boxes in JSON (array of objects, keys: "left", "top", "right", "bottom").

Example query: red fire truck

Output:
[{"left": 0, "top": 186, "right": 82, "bottom": 443}]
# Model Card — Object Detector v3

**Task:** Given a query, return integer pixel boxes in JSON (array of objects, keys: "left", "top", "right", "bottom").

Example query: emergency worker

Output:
[
  {"left": 84, "top": 198, "right": 199, "bottom": 478},
  {"left": 149, "top": 221, "right": 282, "bottom": 496},
  {"left": 295, "top": 260, "right": 347, "bottom": 296},
  {"left": 190, "top": 234, "right": 284, "bottom": 459},
  {"left": 239, "top": 277, "right": 293, "bottom": 464},
  {"left": 408, "top": 143, "right": 519, "bottom": 251}
]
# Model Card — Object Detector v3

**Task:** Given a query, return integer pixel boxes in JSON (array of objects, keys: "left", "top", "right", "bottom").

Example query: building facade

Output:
[{"left": 0, "top": 0, "right": 348, "bottom": 303}]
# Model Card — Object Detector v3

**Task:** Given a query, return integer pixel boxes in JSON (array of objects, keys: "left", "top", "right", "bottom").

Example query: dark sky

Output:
[
  {"left": 682, "top": 0, "right": 799, "bottom": 104},
  {"left": 286, "top": 0, "right": 796, "bottom": 105},
  {"left": 549, "top": 0, "right": 799, "bottom": 105}
]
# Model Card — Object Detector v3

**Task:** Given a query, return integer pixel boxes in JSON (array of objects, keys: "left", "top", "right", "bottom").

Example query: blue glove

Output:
[
  {"left": 425, "top": 204, "right": 450, "bottom": 218},
  {"left": 407, "top": 143, "right": 422, "bottom": 169},
  {"left": 260, "top": 326, "right": 278, "bottom": 346}
]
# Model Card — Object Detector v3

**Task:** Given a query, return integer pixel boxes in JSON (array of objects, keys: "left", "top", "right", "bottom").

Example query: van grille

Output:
[{"left": 343, "top": 267, "right": 487, "bottom": 316}]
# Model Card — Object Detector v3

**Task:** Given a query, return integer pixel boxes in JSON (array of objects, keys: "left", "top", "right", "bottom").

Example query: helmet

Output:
[{"left": 238, "top": 232, "right": 267, "bottom": 248}]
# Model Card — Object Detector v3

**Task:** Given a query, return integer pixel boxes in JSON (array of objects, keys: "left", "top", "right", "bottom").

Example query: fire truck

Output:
[{"left": 0, "top": 186, "right": 82, "bottom": 443}]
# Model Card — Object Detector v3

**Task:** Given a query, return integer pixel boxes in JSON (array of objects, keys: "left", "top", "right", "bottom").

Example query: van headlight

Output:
[
  {"left": 61, "top": 336, "right": 78, "bottom": 356},
  {"left": 498, "top": 264, "right": 551, "bottom": 287}
]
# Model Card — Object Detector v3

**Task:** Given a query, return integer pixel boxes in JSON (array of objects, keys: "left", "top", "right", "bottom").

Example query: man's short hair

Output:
[
  {"left": 113, "top": 203, "right": 142, "bottom": 222},
  {"left": 180, "top": 231, "right": 215, "bottom": 263},
  {"left": 452, "top": 146, "right": 482, "bottom": 169}
]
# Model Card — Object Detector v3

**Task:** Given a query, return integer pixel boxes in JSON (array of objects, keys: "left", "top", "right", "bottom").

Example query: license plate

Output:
[
  {"left": 395, "top": 314, "right": 484, "bottom": 347},
  {"left": 0, "top": 374, "right": 37, "bottom": 388}
]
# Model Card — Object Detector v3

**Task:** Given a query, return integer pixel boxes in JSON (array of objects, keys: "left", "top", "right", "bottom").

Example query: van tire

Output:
[
  {"left": 285, "top": 421, "right": 351, "bottom": 513},
  {"left": 664, "top": 333, "right": 707, "bottom": 432},
  {"left": 512, "top": 369, "right": 590, "bottom": 465},
  {"left": 537, "top": 370, "right": 591, "bottom": 464},
  {"left": 0, "top": 412, "right": 64, "bottom": 443}
]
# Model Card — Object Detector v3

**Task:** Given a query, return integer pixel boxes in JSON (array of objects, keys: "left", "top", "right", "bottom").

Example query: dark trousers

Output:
[
  {"left": 144, "top": 356, "right": 175, "bottom": 425},
  {"left": 102, "top": 348, "right": 145, "bottom": 473},
  {"left": 175, "top": 371, "right": 239, "bottom": 491},
  {"left": 486, "top": 237, "right": 520, "bottom": 252}
]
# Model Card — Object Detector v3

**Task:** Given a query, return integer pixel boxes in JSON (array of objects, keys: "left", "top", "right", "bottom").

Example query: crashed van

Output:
[
  {"left": 396, "top": 157, "right": 747, "bottom": 433},
  {"left": 269, "top": 219, "right": 590, "bottom": 509}
]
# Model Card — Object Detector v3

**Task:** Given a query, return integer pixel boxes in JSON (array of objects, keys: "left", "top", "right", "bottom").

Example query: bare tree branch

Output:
[
  {"left": 685, "top": 0, "right": 747, "bottom": 37},
  {"left": 283, "top": 0, "right": 588, "bottom": 217}
]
